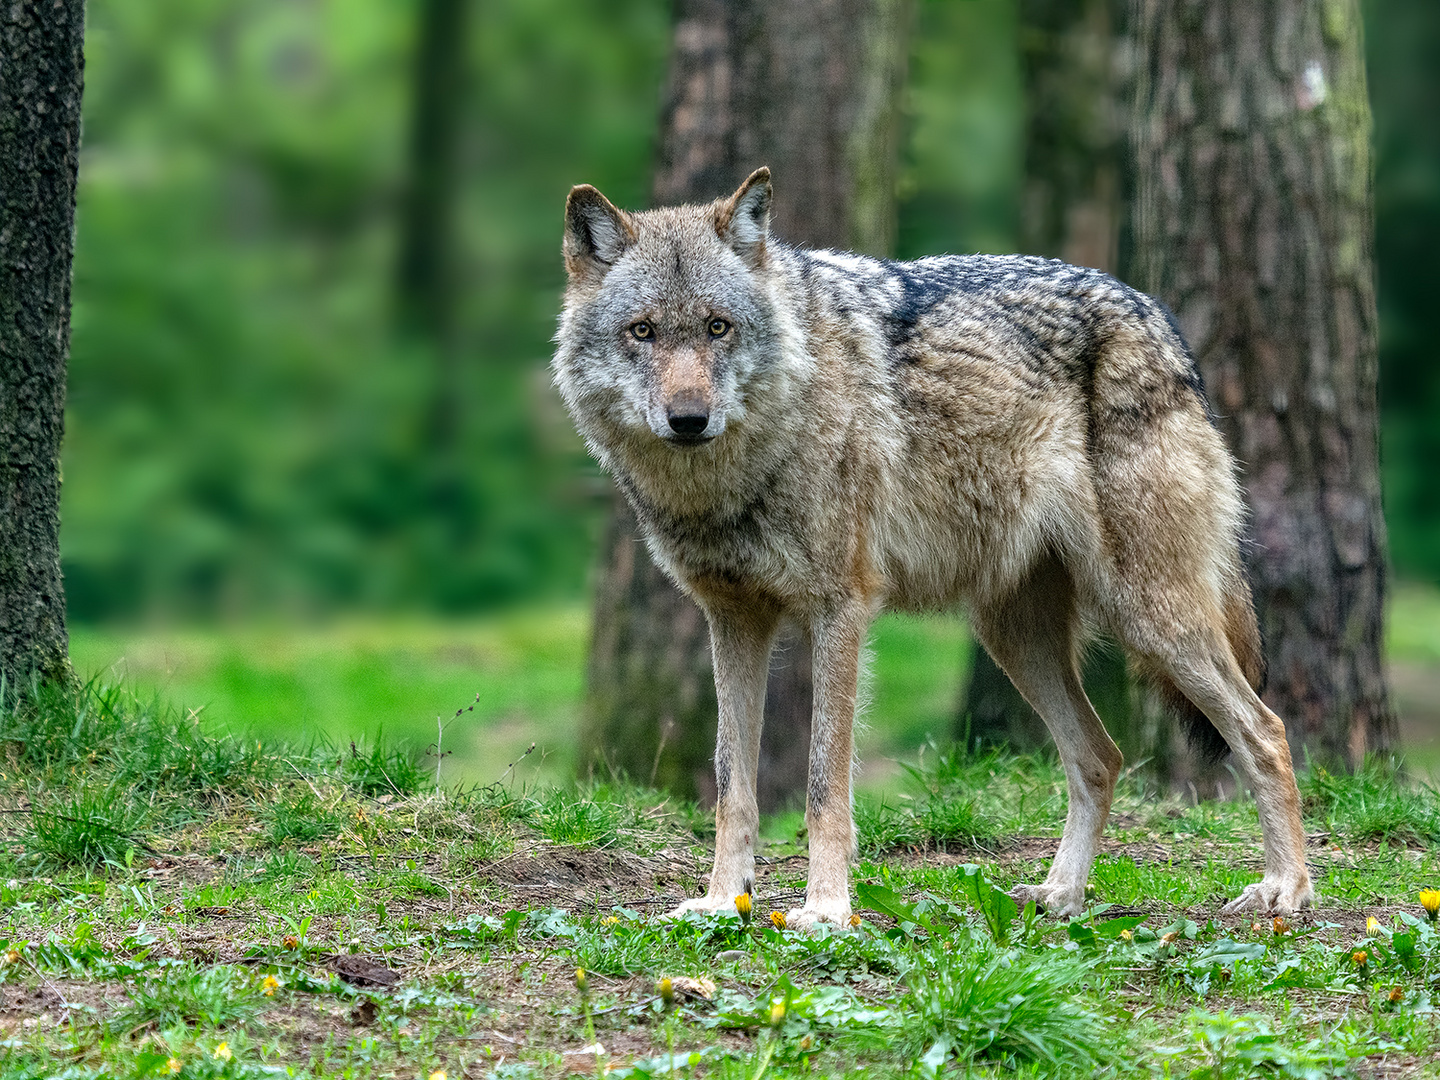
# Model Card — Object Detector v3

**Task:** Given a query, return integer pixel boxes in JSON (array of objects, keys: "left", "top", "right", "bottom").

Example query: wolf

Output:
[{"left": 552, "top": 167, "right": 1315, "bottom": 930}]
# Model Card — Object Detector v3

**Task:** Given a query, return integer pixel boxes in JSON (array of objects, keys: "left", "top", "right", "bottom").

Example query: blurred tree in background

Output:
[
  {"left": 1131, "top": 0, "right": 1393, "bottom": 766},
  {"left": 581, "top": 0, "right": 912, "bottom": 809},
  {"left": 1, "top": 0, "right": 85, "bottom": 688},
  {"left": 64, "top": 0, "right": 669, "bottom": 620}
]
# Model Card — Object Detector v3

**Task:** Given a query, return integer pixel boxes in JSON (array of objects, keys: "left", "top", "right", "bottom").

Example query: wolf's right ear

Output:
[
  {"left": 716, "top": 167, "right": 771, "bottom": 269},
  {"left": 564, "top": 185, "right": 636, "bottom": 283}
]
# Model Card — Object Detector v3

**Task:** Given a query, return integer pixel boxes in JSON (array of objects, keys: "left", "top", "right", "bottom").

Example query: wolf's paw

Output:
[
  {"left": 785, "top": 901, "right": 852, "bottom": 935},
  {"left": 1221, "top": 876, "right": 1315, "bottom": 915},
  {"left": 663, "top": 894, "right": 746, "bottom": 920},
  {"left": 1008, "top": 882, "right": 1085, "bottom": 919}
]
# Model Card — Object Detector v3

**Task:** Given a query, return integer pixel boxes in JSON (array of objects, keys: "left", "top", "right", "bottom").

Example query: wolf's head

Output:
[{"left": 553, "top": 169, "right": 780, "bottom": 454}]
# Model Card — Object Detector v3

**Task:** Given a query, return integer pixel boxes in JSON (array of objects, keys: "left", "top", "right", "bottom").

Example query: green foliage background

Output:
[{"left": 62, "top": 0, "right": 1437, "bottom": 625}]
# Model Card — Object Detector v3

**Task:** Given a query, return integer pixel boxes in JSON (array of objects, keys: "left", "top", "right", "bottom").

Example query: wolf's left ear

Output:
[
  {"left": 564, "top": 185, "right": 635, "bottom": 283},
  {"left": 716, "top": 167, "right": 771, "bottom": 269}
]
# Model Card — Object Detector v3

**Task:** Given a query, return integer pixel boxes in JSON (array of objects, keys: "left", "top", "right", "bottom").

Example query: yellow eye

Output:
[
  {"left": 631, "top": 321, "right": 652, "bottom": 340},
  {"left": 708, "top": 318, "right": 730, "bottom": 337}
]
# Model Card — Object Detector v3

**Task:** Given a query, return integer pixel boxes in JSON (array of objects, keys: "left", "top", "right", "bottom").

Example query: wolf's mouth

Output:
[{"left": 662, "top": 432, "right": 715, "bottom": 448}]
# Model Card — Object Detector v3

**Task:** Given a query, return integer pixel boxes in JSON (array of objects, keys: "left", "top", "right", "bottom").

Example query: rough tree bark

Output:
[
  {"left": 960, "top": 0, "right": 1133, "bottom": 756},
  {"left": 580, "top": 0, "right": 911, "bottom": 808},
  {"left": 1130, "top": 0, "right": 1393, "bottom": 767},
  {"left": 0, "top": 0, "right": 85, "bottom": 691}
]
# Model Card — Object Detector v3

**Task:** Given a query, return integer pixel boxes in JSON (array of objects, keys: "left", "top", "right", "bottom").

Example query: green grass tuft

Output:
[
  {"left": 1301, "top": 756, "right": 1440, "bottom": 844},
  {"left": 905, "top": 946, "right": 1109, "bottom": 1069},
  {"left": 25, "top": 783, "right": 151, "bottom": 869}
]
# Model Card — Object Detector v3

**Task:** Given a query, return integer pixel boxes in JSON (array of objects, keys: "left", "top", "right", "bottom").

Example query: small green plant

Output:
[
  {"left": 906, "top": 946, "right": 1107, "bottom": 1070},
  {"left": 112, "top": 966, "right": 266, "bottom": 1030},
  {"left": 266, "top": 793, "right": 341, "bottom": 845},
  {"left": 25, "top": 784, "right": 150, "bottom": 868},
  {"left": 341, "top": 737, "right": 428, "bottom": 797}
]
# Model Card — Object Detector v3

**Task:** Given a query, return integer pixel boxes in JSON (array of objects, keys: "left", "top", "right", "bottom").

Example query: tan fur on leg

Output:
[
  {"left": 787, "top": 602, "right": 866, "bottom": 932},
  {"left": 666, "top": 596, "right": 780, "bottom": 917}
]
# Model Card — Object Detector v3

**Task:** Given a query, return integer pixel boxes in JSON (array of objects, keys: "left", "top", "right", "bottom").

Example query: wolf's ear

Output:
[
  {"left": 564, "top": 185, "right": 635, "bottom": 282},
  {"left": 716, "top": 167, "right": 771, "bottom": 269}
]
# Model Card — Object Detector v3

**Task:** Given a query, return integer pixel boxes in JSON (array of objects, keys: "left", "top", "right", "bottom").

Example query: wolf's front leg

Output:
[
  {"left": 787, "top": 603, "right": 866, "bottom": 933},
  {"left": 666, "top": 602, "right": 779, "bottom": 918}
]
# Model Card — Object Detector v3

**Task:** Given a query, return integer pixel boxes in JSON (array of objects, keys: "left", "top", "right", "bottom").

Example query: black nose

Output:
[{"left": 667, "top": 408, "right": 709, "bottom": 437}]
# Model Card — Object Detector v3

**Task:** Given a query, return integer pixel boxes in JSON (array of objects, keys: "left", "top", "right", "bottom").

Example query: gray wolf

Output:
[{"left": 552, "top": 167, "right": 1314, "bottom": 929}]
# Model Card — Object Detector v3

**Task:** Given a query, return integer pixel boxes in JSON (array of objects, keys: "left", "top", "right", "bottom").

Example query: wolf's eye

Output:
[
  {"left": 630, "top": 321, "right": 653, "bottom": 340},
  {"left": 708, "top": 318, "right": 731, "bottom": 338}
]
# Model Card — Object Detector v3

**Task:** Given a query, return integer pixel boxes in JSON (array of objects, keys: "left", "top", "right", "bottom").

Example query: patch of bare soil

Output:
[{"left": 476, "top": 844, "right": 701, "bottom": 911}]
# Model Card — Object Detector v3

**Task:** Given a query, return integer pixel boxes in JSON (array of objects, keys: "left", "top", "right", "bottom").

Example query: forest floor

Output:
[{"left": 1, "top": 677, "right": 1440, "bottom": 1078}]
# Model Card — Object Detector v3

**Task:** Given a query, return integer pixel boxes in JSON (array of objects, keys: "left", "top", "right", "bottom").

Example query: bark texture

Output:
[
  {"left": 961, "top": 0, "right": 1132, "bottom": 756},
  {"left": 0, "top": 0, "right": 84, "bottom": 690},
  {"left": 581, "top": 0, "right": 911, "bottom": 808},
  {"left": 1130, "top": 0, "right": 1393, "bottom": 767}
]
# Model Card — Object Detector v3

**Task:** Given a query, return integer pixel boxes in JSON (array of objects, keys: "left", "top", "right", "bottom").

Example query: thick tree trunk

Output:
[
  {"left": 0, "top": 0, "right": 84, "bottom": 690},
  {"left": 1130, "top": 0, "right": 1393, "bottom": 767},
  {"left": 581, "top": 0, "right": 911, "bottom": 808},
  {"left": 961, "top": 0, "right": 1134, "bottom": 757},
  {"left": 396, "top": 0, "right": 468, "bottom": 451}
]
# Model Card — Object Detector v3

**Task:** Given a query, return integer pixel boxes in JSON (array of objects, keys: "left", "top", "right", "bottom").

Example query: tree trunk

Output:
[
  {"left": 396, "top": 0, "right": 468, "bottom": 451},
  {"left": 0, "top": 0, "right": 84, "bottom": 691},
  {"left": 960, "top": 0, "right": 1133, "bottom": 757},
  {"left": 1130, "top": 0, "right": 1394, "bottom": 768},
  {"left": 581, "top": 0, "right": 911, "bottom": 808}
]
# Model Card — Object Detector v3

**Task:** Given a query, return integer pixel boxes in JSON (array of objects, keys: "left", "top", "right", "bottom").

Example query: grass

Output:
[
  {"left": 68, "top": 608, "right": 972, "bottom": 795},
  {"left": 0, "top": 676, "right": 1438, "bottom": 1077}
]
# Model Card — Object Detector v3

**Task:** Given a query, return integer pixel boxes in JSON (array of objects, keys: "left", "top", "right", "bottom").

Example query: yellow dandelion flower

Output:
[
  {"left": 1351, "top": 949, "right": 1368, "bottom": 968},
  {"left": 1389, "top": 986, "right": 1404, "bottom": 1004},
  {"left": 261, "top": 975, "right": 279, "bottom": 996},
  {"left": 1273, "top": 917, "right": 1291, "bottom": 936},
  {"left": 601, "top": 915, "right": 620, "bottom": 926},
  {"left": 1419, "top": 888, "right": 1440, "bottom": 922},
  {"left": 1, "top": 949, "right": 19, "bottom": 965},
  {"left": 658, "top": 976, "right": 675, "bottom": 1008},
  {"left": 1119, "top": 929, "right": 1133, "bottom": 942},
  {"left": 213, "top": 1042, "right": 232, "bottom": 1061},
  {"left": 166, "top": 1060, "right": 182, "bottom": 1075},
  {"left": 734, "top": 892, "right": 753, "bottom": 924},
  {"left": 429, "top": 1071, "right": 447, "bottom": 1080},
  {"left": 282, "top": 935, "right": 299, "bottom": 950},
  {"left": 849, "top": 913, "right": 862, "bottom": 929},
  {"left": 574, "top": 967, "right": 589, "bottom": 994},
  {"left": 1367, "top": 916, "right": 1382, "bottom": 936},
  {"left": 770, "top": 910, "right": 787, "bottom": 931},
  {"left": 768, "top": 997, "right": 786, "bottom": 1027}
]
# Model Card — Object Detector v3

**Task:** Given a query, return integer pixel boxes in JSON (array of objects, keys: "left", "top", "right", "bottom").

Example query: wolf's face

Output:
[{"left": 555, "top": 169, "right": 776, "bottom": 450}]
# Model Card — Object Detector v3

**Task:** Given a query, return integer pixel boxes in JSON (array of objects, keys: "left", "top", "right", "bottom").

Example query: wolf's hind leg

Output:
[
  {"left": 666, "top": 599, "right": 780, "bottom": 919},
  {"left": 1134, "top": 631, "right": 1314, "bottom": 914},
  {"left": 971, "top": 557, "right": 1122, "bottom": 918}
]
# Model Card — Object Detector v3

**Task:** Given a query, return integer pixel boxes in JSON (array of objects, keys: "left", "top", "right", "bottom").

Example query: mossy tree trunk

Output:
[
  {"left": 1130, "top": 0, "right": 1394, "bottom": 768},
  {"left": 960, "top": 0, "right": 1136, "bottom": 757},
  {"left": 581, "top": 0, "right": 912, "bottom": 809},
  {"left": 0, "top": 0, "right": 85, "bottom": 692}
]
